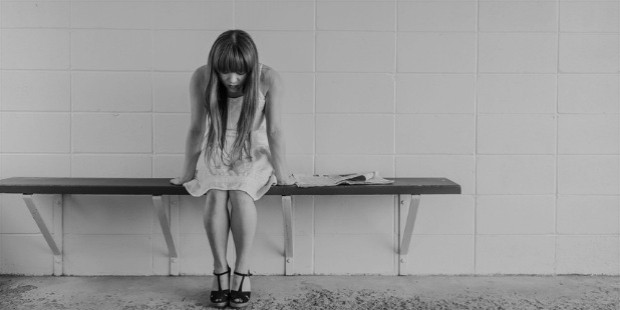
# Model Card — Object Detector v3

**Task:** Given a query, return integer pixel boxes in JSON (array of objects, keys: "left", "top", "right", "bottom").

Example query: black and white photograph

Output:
[{"left": 0, "top": 1, "right": 618, "bottom": 309}]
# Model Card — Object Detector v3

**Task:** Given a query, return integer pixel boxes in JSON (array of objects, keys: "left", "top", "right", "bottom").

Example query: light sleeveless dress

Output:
[{"left": 183, "top": 67, "right": 277, "bottom": 201}]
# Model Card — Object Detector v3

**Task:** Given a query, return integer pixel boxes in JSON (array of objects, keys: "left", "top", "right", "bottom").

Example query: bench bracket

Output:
[
  {"left": 398, "top": 194, "right": 420, "bottom": 276},
  {"left": 282, "top": 196, "right": 294, "bottom": 275},
  {"left": 22, "top": 194, "right": 63, "bottom": 275},
  {"left": 152, "top": 195, "right": 179, "bottom": 276}
]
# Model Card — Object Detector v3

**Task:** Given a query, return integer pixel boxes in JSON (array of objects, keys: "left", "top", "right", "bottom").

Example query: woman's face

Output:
[{"left": 219, "top": 72, "right": 247, "bottom": 93}]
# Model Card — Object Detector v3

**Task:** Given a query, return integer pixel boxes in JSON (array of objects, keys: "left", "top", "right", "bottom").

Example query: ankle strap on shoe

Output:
[
  {"left": 233, "top": 271, "right": 252, "bottom": 292},
  {"left": 234, "top": 271, "right": 252, "bottom": 277},
  {"left": 213, "top": 266, "right": 231, "bottom": 276}
]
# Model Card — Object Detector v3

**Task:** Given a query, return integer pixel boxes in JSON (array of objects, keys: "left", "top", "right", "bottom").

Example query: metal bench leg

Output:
[
  {"left": 22, "top": 194, "right": 63, "bottom": 275},
  {"left": 282, "top": 196, "right": 294, "bottom": 275},
  {"left": 152, "top": 195, "right": 179, "bottom": 275},
  {"left": 398, "top": 195, "right": 420, "bottom": 276}
]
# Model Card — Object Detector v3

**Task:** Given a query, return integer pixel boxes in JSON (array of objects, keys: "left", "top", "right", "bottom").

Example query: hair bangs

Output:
[{"left": 213, "top": 45, "right": 252, "bottom": 74}]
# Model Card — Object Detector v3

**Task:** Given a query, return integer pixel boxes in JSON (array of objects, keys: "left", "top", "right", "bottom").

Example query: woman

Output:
[{"left": 171, "top": 29, "right": 294, "bottom": 308}]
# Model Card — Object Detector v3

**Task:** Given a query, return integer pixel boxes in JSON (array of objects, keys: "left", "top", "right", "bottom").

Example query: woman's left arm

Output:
[{"left": 264, "top": 67, "right": 294, "bottom": 185}]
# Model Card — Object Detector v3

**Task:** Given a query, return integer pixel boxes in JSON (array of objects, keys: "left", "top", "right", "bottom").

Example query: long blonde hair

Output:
[{"left": 204, "top": 30, "right": 259, "bottom": 166}]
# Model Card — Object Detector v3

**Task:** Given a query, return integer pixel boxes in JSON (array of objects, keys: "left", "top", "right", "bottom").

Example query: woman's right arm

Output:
[{"left": 170, "top": 66, "right": 208, "bottom": 185}]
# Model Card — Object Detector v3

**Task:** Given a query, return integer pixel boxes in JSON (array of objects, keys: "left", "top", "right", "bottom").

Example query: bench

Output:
[{"left": 0, "top": 177, "right": 461, "bottom": 276}]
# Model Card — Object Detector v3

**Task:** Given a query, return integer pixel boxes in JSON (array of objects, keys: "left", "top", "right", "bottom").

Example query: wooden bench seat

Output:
[{"left": 0, "top": 177, "right": 461, "bottom": 276}]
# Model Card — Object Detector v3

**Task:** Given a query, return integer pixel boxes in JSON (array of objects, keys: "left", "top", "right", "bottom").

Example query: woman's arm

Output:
[
  {"left": 264, "top": 67, "right": 294, "bottom": 185},
  {"left": 170, "top": 66, "right": 208, "bottom": 185}
]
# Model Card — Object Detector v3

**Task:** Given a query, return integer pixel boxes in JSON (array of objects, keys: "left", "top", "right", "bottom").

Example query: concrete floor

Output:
[{"left": 0, "top": 275, "right": 618, "bottom": 310}]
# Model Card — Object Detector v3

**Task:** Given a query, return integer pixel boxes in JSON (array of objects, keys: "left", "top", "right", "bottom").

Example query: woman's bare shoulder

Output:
[
  {"left": 259, "top": 64, "right": 281, "bottom": 92},
  {"left": 191, "top": 65, "right": 209, "bottom": 89}
]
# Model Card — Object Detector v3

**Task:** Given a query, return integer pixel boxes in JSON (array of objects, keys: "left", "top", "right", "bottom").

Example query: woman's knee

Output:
[
  {"left": 228, "top": 190, "right": 253, "bottom": 206},
  {"left": 205, "top": 189, "right": 228, "bottom": 211}
]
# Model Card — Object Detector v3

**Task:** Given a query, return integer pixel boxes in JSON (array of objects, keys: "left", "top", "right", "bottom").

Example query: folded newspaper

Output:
[{"left": 292, "top": 171, "right": 394, "bottom": 188}]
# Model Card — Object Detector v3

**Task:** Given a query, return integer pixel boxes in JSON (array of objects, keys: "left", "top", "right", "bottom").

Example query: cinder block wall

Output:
[{"left": 0, "top": 1, "right": 619, "bottom": 276}]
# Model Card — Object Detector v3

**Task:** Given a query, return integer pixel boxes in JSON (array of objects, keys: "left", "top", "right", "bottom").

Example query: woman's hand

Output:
[
  {"left": 170, "top": 176, "right": 193, "bottom": 186},
  {"left": 276, "top": 173, "right": 295, "bottom": 186}
]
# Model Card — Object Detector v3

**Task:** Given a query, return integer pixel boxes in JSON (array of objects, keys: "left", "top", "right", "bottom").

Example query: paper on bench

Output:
[{"left": 292, "top": 171, "right": 393, "bottom": 188}]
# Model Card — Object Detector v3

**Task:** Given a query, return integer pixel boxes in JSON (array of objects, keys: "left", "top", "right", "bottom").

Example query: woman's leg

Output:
[
  {"left": 228, "top": 190, "right": 257, "bottom": 292},
  {"left": 204, "top": 189, "right": 231, "bottom": 287}
]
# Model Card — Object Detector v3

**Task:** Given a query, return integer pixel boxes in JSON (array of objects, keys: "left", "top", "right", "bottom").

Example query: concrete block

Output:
[
  {"left": 1, "top": 154, "right": 70, "bottom": 178},
  {"left": 479, "top": 33, "right": 557, "bottom": 73},
  {"left": 245, "top": 234, "right": 311, "bottom": 275},
  {"left": 1, "top": 194, "right": 55, "bottom": 234},
  {"left": 315, "top": 196, "right": 393, "bottom": 235},
  {"left": 1, "top": 70, "right": 70, "bottom": 112},
  {"left": 71, "top": 1, "right": 151, "bottom": 29},
  {"left": 477, "top": 74, "right": 557, "bottom": 114},
  {"left": 72, "top": 113, "right": 152, "bottom": 153},
  {"left": 178, "top": 196, "right": 206, "bottom": 235},
  {"left": 152, "top": 1, "right": 233, "bottom": 30},
  {"left": 290, "top": 234, "right": 313, "bottom": 275},
  {"left": 479, "top": 1, "right": 557, "bottom": 32},
  {"left": 398, "top": 33, "right": 476, "bottom": 73},
  {"left": 1, "top": 29, "right": 70, "bottom": 69},
  {"left": 318, "top": 1, "right": 395, "bottom": 31},
  {"left": 71, "top": 155, "right": 152, "bottom": 178},
  {"left": 71, "top": 72, "right": 151, "bottom": 112},
  {"left": 64, "top": 235, "right": 153, "bottom": 275},
  {"left": 396, "top": 74, "right": 475, "bottom": 114},
  {"left": 478, "top": 115, "right": 557, "bottom": 154},
  {"left": 476, "top": 236, "right": 555, "bottom": 275},
  {"left": 408, "top": 235, "right": 474, "bottom": 275},
  {"left": 559, "top": 34, "right": 619, "bottom": 73},
  {"left": 256, "top": 195, "right": 314, "bottom": 236},
  {"left": 236, "top": 1, "right": 314, "bottom": 31},
  {"left": 557, "top": 196, "right": 620, "bottom": 235},
  {"left": 291, "top": 196, "right": 314, "bottom": 236},
  {"left": 1, "top": 1, "right": 70, "bottom": 28},
  {"left": 558, "top": 115, "right": 619, "bottom": 154},
  {"left": 282, "top": 114, "right": 314, "bottom": 155},
  {"left": 178, "top": 234, "right": 213, "bottom": 275},
  {"left": 1, "top": 235, "right": 52, "bottom": 275},
  {"left": 153, "top": 30, "right": 218, "bottom": 71},
  {"left": 317, "top": 32, "right": 395, "bottom": 72},
  {"left": 251, "top": 31, "right": 314, "bottom": 72},
  {"left": 396, "top": 115, "right": 475, "bottom": 154},
  {"left": 409, "top": 195, "right": 475, "bottom": 235},
  {"left": 558, "top": 74, "right": 619, "bottom": 114},
  {"left": 556, "top": 236, "right": 620, "bottom": 275},
  {"left": 153, "top": 155, "right": 184, "bottom": 178},
  {"left": 558, "top": 155, "right": 620, "bottom": 195},
  {"left": 71, "top": 30, "right": 151, "bottom": 70},
  {"left": 154, "top": 114, "right": 188, "bottom": 154},
  {"left": 151, "top": 234, "right": 171, "bottom": 276},
  {"left": 316, "top": 115, "right": 394, "bottom": 155},
  {"left": 395, "top": 155, "right": 475, "bottom": 195},
  {"left": 477, "top": 155, "right": 556, "bottom": 195},
  {"left": 256, "top": 196, "right": 285, "bottom": 236},
  {"left": 152, "top": 72, "right": 193, "bottom": 113},
  {"left": 316, "top": 155, "right": 395, "bottom": 178},
  {"left": 250, "top": 235, "right": 286, "bottom": 274},
  {"left": 477, "top": 195, "right": 555, "bottom": 235},
  {"left": 398, "top": 1, "right": 476, "bottom": 32},
  {"left": 316, "top": 73, "right": 394, "bottom": 113},
  {"left": 286, "top": 155, "right": 314, "bottom": 175},
  {"left": 1, "top": 112, "right": 70, "bottom": 153},
  {"left": 64, "top": 195, "right": 153, "bottom": 235},
  {"left": 315, "top": 234, "right": 394, "bottom": 275},
  {"left": 560, "top": 1, "right": 620, "bottom": 33},
  {"left": 280, "top": 73, "right": 314, "bottom": 114}
]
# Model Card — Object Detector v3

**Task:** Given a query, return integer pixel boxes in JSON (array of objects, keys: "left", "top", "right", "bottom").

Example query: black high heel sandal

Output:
[
  {"left": 229, "top": 270, "right": 252, "bottom": 308},
  {"left": 210, "top": 266, "right": 231, "bottom": 308}
]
